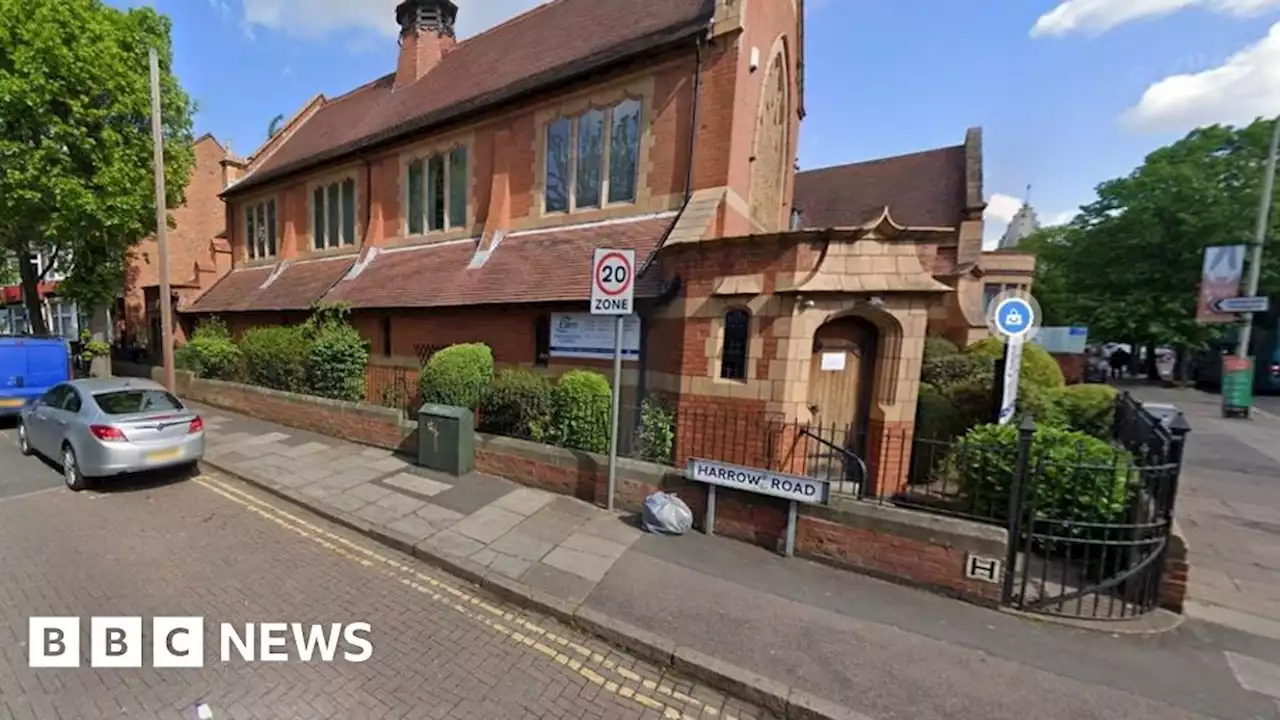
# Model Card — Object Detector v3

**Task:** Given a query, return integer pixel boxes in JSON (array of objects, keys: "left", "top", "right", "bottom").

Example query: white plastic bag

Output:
[{"left": 641, "top": 492, "right": 693, "bottom": 535}]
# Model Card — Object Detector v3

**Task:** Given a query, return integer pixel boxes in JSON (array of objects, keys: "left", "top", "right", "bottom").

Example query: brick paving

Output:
[{"left": 0, "top": 428, "right": 773, "bottom": 720}]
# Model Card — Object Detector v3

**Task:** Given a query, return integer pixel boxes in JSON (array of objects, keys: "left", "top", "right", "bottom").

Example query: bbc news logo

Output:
[{"left": 29, "top": 617, "right": 373, "bottom": 668}]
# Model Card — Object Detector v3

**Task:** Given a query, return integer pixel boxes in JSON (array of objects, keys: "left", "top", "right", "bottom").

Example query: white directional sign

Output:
[
  {"left": 1212, "top": 296, "right": 1270, "bottom": 314},
  {"left": 590, "top": 248, "right": 635, "bottom": 316}
]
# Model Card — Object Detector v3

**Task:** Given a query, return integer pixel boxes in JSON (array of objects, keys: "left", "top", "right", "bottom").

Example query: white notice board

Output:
[{"left": 549, "top": 313, "right": 641, "bottom": 361}]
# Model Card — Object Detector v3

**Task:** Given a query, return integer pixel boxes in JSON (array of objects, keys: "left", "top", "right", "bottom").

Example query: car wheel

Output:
[
  {"left": 177, "top": 461, "right": 199, "bottom": 479},
  {"left": 17, "top": 423, "right": 32, "bottom": 457},
  {"left": 62, "top": 444, "right": 89, "bottom": 492}
]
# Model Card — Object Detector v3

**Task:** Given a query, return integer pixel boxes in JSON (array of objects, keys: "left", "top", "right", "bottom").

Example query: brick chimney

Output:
[{"left": 394, "top": 0, "right": 458, "bottom": 90}]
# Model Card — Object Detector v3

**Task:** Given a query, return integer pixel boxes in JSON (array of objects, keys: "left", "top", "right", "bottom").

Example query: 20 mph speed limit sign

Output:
[{"left": 590, "top": 248, "right": 635, "bottom": 315}]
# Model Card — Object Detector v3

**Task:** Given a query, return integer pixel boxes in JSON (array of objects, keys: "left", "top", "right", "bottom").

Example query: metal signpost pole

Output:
[
  {"left": 149, "top": 48, "right": 175, "bottom": 393},
  {"left": 606, "top": 314, "right": 623, "bottom": 512},
  {"left": 591, "top": 248, "right": 635, "bottom": 513},
  {"left": 1238, "top": 116, "right": 1280, "bottom": 362}
]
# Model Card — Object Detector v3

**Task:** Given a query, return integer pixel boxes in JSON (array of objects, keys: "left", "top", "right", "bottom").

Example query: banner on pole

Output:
[{"left": 1197, "top": 245, "right": 1246, "bottom": 324}]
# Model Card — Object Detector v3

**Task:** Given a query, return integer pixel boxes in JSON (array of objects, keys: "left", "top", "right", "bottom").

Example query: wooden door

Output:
[
  {"left": 806, "top": 319, "right": 875, "bottom": 489},
  {"left": 807, "top": 320, "right": 875, "bottom": 443}
]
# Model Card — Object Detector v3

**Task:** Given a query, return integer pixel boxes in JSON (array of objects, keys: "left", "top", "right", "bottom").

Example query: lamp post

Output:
[{"left": 1236, "top": 116, "right": 1280, "bottom": 361}]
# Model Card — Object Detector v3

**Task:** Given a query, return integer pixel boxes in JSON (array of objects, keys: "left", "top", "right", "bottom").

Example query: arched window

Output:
[
  {"left": 720, "top": 309, "right": 750, "bottom": 380},
  {"left": 749, "top": 51, "right": 790, "bottom": 231}
]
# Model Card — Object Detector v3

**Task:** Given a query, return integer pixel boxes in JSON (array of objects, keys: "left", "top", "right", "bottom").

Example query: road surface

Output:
[{"left": 0, "top": 421, "right": 771, "bottom": 720}]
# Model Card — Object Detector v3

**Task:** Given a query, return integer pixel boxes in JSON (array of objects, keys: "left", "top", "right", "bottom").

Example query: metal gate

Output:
[{"left": 1002, "top": 395, "right": 1189, "bottom": 620}]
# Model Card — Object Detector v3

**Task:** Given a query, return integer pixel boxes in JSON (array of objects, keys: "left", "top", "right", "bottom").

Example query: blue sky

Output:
[{"left": 110, "top": 0, "right": 1280, "bottom": 247}]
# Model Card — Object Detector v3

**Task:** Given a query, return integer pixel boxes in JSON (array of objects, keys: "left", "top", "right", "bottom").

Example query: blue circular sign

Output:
[{"left": 994, "top": 297, "right": 1035, "bottom": 339}]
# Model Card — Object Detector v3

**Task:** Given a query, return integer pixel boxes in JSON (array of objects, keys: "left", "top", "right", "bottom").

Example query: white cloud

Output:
[
  {"left": 1124, "top": 22, "right": 1280, "bottom": 131},
  {"left": 1046, "top": 210, "right": 1077, "bottom": 225},
  {"left": 983, "top": 193, "right": 1025, "bottom": 250},
  {"left": 238, "top": 0, "right": 548, "bottom": 41},
  {"left": 1031, "top": 0, "right": 1280, "bottom": 37}
]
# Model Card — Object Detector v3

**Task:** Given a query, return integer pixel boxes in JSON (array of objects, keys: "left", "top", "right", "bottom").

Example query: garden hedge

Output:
[
  {"left": 419, "top": 343, "right": 494, "bottom": 410},
  {"left": 550, "top": 370, "right": 612, "bottom": 453},
  {"left": 947, "top": 422, "right": 1132, "bottom": 525},
  {"left": 239, "top": 325, "right": 311, "bottom": 393},
  {"left": 480, "top": 368, "right": 553, "bottom": 441},
  {"left": 174, "top": 318, "right": 241, "bottom": 381}
]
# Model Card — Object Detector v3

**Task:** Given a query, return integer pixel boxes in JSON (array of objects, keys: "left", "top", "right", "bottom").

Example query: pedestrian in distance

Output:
[{"left": 1110, "top": 347, "right": 1131, "bottom": 380}]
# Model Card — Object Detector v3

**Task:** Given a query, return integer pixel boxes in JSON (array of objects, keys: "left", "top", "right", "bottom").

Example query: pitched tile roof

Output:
[
  {"left": 186, "top": 257, "right": 357, "bottom": 313},
  {"left": 323, "top": 213, "right": 675, "bottom": 309},
  {"left": 792, "top": 145, "right": 968, "bottom": 230},
  {"left": 230, "top": 0, "right": 714, "bottom": 195}
]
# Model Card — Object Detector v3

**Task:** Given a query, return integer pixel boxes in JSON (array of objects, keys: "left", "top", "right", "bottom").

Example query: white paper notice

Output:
[{"left": 821, "top": 352, "right": 846, "bottom": 371}]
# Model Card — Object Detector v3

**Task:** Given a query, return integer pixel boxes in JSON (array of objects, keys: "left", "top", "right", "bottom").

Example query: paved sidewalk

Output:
[
  {"left": 194, "top": 401, "right": 1280, "bottom": 720},
  {"left": 1128, "top": 385, "right": 1280, "bottom": 630},
  {"left": 201, "top": 407, "right": 644, "bottom": 611}
]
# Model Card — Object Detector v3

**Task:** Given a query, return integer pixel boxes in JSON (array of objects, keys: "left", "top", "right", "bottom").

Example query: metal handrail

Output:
[{"left": 797, "top": 426, "right": 868, "bottom": 492}]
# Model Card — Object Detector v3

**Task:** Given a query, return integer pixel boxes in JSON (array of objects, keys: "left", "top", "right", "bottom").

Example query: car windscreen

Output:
[{"left": 93, "top": 389, "right": 185, "bottom": 416}]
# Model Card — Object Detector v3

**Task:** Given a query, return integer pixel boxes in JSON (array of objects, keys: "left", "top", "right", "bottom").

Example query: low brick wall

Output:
[
  {"left": 175, "top": 380, "right": 1008, "bottom": 604},
  {"left": 183, "top": 378, "right": 417, "bottom": 456},
  {"left": 1160, "top": 521, "right": 1189, "bottom": 613},
  {"left": 476, "top": 434, "right": 1008, "bottom": 604}
]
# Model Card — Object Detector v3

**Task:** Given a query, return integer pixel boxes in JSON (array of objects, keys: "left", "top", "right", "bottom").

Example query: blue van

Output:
[{"left": 0, "top": 337, "right": 72, "bottom": 417}]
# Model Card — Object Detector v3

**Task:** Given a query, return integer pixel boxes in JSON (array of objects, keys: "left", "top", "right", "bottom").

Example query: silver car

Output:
[{"left": 18, "top": 378, "right": 204, "bottom": 491}]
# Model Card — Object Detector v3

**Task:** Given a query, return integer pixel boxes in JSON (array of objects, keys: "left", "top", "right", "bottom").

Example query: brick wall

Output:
[
  {"left": 226, "top": 49, "right": 706, "bottom": 266},
  {"left": 475, "top": 432, "right": 1007, "bottom": 605},
  {"left": 124, "top": 136, "right": 233, "bottom": 343},
  {"left": 1160, "top": 522, "right": 1189, "bottom": 613},
  {"left": 184, "top": 377, "right": 417, "bottom": 455},
  {"left": 179, "top": 376, "right": 1007, "bottom": 605}
]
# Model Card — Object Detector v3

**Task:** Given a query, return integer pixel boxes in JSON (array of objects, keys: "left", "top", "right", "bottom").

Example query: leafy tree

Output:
[
  {"left": 0, "top": 0, "right": 196, "bottom": 333},
  {"left": 1023, "top": 120, "right": 1280, "bottom": 357}
]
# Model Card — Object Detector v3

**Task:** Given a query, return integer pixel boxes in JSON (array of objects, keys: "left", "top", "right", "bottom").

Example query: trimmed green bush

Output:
[
  {"left": 479, "top": 368, "right": 553, "bottom": 441},
  {"left": 966, "top": 337, "right": 1065, "bottom": 389},
  {"left": 1056, "top": 383, "right": 1118, "bottom": 440},
  {"left": 916, "top": 382, "right": 966, "bottom": 441},
  {"left": 174, "top": 318, "right": 242, "bottom": 380},
  {"left": 239, "top": 325, "right": 311, "bottom": 393},
  {"left": 942, "top": 374, "right": 1068, "bottom": 430},
  {"left": 923, "top": 335, "right": 960, "bottom": 364},
  {"left": 305, "top": 321, "right": 369, "bottom": 402},
  {"left": 639, "top": 398, "right": 676, "bottom": 464},
  {"left": 550, "top": 370, "right": 612, "bottom": 453},
  {"left": 419, "top": 343, "right": 494, "bottom": 410},
  {"left": 923, "top": 353, "right": 992, "bottom": 391},
  {"left": 946, "top": 423, "right": 1132, "bottom": 525}
]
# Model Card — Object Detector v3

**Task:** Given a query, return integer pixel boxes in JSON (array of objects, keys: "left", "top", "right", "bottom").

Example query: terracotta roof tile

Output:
[
  {"left": 792, "top": 145, "right": 968, "bottom": 229},
  {"left": 232, "top": 0, "right": 713, "bottom": 194},
  {"left": 186, "top": 257, "right": 356, "bottom": 313},
  {"left": 324, "top": 214, "right": 674, "bottom": 309}
]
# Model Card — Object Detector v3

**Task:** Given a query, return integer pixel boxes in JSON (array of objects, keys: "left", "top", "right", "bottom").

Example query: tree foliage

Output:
[
  {"left": 0, "top": 0, "right": 195, "bottom": 329},
  {"left": 1025, "top": 120, "right": 1280, "bottom": 350}
]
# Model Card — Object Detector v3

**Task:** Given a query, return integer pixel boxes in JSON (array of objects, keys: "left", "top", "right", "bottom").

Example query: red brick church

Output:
[{"left": 185, "top": 0, "right": 1034, "bottom": 495}]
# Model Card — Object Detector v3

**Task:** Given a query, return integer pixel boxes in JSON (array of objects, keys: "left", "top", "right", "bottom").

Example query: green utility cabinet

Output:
[{"left": 417, "top": 404, "right": 475, "bottom": 476}]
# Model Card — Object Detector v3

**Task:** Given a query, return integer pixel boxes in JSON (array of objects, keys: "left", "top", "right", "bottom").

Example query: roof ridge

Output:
[
  {"left": 326, "top": 72, "right": 395, "bottom": 106},
  {"left": 799, "top": 144, "right": 965, "bottom": 176}
]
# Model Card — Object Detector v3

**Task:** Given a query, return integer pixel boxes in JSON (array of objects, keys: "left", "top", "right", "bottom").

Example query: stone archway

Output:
[{"left": 788, "top": 302, "right": 917, "bottom": 497}]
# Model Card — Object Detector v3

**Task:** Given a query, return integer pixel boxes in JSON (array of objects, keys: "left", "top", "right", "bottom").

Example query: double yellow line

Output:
[{"left": 196, "top": 474, "right": 741, "bottom": 720}]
